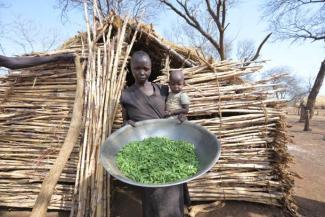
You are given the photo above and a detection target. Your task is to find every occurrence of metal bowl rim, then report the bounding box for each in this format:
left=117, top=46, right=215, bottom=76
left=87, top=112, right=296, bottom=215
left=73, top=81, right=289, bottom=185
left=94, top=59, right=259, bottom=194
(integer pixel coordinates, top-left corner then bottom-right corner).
left=100, top=119, right=221, bottom=187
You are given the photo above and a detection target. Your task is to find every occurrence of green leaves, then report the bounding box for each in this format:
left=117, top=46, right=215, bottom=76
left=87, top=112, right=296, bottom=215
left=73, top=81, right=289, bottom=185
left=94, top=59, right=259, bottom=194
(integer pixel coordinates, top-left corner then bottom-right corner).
left=116, top=137, right=199, bottom=184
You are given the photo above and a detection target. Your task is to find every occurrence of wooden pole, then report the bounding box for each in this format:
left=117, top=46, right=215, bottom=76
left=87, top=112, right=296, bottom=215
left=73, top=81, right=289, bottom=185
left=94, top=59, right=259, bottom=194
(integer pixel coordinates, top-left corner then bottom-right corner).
left=30, top=55, right=85, bottom=217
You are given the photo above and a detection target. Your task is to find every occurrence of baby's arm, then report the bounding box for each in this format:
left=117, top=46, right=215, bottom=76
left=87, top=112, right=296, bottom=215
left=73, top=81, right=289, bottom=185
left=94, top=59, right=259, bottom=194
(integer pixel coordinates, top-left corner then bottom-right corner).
left=167, top=92, right=190, bottom=116
left=168, top=104, right=189, bottom=116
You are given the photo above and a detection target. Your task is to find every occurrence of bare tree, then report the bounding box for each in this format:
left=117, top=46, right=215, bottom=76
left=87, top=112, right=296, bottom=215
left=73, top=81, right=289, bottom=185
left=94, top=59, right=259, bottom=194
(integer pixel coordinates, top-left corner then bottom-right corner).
left=5, top=16, right=61, bottom=54
left=160, top=0, right=271, bottom=61
left=0, top=1, right=8, bottom=54
left=263, top=0, right=325, bottom=123
left=164, top=16, right=232, bottom=60
left=56, top=0, right=158, bottom=22
left=160, top=0, right=231, bottom=60
left=237, top=39, right=255, bottom=61
left=263, top=0, right=325, bottom=42
left=305, top=60, right=325, bottom=116
left=262, top=67, right=309, bottom=102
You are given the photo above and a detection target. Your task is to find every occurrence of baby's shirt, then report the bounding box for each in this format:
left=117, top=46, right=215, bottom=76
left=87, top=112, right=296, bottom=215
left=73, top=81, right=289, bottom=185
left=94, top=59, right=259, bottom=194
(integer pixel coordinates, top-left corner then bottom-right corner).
left=166, top=91, right=190, bottom=111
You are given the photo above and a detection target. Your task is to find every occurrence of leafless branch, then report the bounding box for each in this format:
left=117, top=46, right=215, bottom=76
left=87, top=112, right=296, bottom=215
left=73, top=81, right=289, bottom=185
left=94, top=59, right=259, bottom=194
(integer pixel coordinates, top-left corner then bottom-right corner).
left=263, top=0, right=325, bottom=42
left=250, top=33, right=272, bottom=62
left=56, top=0, right=158, bottom=22
left=161, top=0, right=229, bottom=60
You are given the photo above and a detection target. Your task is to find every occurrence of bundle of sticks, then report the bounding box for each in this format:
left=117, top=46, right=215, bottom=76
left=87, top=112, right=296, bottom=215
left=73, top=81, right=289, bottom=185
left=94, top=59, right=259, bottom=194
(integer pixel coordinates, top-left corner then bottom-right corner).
left=160, top=62, right=295, bottom=213
left=67, top=12, right=140, bottom=217
left=0, top=63, right=78, bottom=209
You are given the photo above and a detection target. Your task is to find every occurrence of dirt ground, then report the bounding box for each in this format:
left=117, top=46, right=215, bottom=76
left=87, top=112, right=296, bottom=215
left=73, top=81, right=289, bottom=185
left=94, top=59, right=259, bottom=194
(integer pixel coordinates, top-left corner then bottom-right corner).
left=1, top=108, right=324, bottom=217
left=285, top=108, right=325, bottom=217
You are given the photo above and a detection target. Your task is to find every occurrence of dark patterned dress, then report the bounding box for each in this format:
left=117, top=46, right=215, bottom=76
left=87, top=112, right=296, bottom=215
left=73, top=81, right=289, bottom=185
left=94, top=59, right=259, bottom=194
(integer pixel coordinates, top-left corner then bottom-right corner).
left=120, top=83, right=187, bottom=217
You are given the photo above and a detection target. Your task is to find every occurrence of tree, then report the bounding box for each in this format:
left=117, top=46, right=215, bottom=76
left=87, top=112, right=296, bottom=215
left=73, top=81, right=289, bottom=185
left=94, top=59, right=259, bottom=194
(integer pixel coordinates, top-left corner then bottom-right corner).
left=56, top=0, right=158, bottom=22
left=236, top=39, right=255, bottom=61
left=263, top=0, right=325, bottom=122
left=233, top=32, right=271, bottom=81
left=160, top=0, right=271, bottom=61
left=236, top=33, right=272, bottom=62
left=262, top=67, right=309, bottom=102
left=160, top=0, right=231, bottom=60
left=6, top=16, right=61, bottom=54
left=163, top=16, right=231, bottom=60
left=263, top=0, right=325, bottom=42
left=0, top=1, right=8, bottom=54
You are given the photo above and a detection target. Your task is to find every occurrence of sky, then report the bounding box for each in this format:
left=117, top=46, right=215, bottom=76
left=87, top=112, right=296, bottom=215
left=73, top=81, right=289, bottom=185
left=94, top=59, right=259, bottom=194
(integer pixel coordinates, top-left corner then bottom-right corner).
left=1, top=0, right=324, bottom=95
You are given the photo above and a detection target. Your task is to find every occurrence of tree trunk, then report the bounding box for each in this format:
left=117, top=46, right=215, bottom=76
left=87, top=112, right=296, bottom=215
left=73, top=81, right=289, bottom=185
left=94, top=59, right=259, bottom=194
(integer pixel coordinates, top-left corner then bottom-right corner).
left=306, top=60, right=325, bottom=119
left=299, top=106, right=306, bottom=122
left=304, top=110, right=311, bottom=131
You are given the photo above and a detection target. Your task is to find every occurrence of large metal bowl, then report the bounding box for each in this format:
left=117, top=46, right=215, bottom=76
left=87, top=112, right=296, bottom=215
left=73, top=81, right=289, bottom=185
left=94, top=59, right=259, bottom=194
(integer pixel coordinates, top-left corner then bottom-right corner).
left=100, top=119, right=221, bottom=187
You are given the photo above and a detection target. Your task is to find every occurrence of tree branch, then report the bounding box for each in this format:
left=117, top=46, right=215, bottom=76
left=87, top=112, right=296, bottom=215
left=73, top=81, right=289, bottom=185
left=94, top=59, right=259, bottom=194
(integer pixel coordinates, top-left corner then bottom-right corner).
left=162, top=0, right=225, bottom=59
left=250, top=33, right=272, bottom=62
left=264, top=0, right=324, bottom=42
left=205, top=0, right=221, bottom=30
left=0, top=53, right=75, bottom=69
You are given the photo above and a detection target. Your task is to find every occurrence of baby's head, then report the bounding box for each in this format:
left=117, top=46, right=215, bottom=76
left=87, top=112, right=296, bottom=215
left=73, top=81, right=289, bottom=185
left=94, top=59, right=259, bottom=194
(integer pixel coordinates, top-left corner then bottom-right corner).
left=169, top=70, right=184, bottom=93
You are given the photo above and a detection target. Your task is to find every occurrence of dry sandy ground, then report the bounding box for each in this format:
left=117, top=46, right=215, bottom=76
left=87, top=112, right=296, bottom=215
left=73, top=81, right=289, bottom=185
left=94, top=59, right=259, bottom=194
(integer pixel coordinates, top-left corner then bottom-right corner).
left=1, top=111, right=324, bottom=217
left=286, top=113, right=325, bottom=217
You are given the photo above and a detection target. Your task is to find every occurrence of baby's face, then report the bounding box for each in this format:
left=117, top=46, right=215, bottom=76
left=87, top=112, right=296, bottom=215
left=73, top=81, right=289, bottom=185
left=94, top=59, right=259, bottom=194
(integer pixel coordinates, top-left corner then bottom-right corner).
left=169, top=77, right=184, bottom=93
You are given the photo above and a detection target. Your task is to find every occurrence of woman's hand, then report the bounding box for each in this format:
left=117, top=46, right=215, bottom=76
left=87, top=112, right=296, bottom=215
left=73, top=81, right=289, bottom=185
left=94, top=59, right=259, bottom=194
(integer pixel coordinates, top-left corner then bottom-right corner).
left=122, top=120, right=136, bottom=127
left=127, top=120, right=136, bottom=127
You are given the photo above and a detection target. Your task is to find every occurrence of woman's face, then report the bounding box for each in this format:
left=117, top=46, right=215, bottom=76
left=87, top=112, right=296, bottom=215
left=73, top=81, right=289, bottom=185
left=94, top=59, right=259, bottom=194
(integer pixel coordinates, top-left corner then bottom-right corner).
left=131, top=55, right=151, bottom=84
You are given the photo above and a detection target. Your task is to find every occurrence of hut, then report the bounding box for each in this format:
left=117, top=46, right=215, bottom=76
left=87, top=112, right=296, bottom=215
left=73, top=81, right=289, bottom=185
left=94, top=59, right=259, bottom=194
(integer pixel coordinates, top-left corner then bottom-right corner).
left=0, top=14, right=297, bottom=216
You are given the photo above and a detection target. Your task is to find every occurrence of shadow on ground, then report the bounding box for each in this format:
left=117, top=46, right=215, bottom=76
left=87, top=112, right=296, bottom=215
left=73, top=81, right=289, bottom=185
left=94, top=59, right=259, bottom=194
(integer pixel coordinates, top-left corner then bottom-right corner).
left=295, top=196, right=325, bottom=217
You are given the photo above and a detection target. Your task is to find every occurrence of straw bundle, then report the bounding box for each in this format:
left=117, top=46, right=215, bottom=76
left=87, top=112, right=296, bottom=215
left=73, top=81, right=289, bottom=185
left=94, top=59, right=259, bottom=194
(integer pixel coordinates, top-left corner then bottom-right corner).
left=0, top=63, right=78, bottom=210
left=157, top=61, right=296, bottom=214
left=68, top=10, right=140, bottom=217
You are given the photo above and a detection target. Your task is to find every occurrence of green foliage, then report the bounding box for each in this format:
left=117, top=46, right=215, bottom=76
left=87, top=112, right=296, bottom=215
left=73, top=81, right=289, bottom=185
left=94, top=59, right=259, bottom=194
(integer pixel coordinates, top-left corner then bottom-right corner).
left=116, top=137, right=199, bottom=184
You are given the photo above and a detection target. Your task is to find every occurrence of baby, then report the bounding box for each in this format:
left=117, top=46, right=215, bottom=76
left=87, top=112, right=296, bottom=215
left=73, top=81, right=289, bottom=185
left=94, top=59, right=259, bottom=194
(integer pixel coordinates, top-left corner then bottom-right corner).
left=165, top=70, right=190, bottom=121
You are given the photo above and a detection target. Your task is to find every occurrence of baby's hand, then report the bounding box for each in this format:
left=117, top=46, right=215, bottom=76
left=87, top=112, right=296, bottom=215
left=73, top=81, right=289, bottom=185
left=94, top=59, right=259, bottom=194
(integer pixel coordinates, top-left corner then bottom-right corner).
left=164, top=110, right=171, bottom=117
left=177, top=114, right=187, bottom=123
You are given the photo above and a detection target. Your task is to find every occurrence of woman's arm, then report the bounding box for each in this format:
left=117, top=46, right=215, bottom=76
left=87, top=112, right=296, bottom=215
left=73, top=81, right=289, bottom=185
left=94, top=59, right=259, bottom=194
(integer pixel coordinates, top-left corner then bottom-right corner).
left=121, top=105, right=128, bottom=125
left=0, top=53, right=75, bottom=69
left=121, top=104, right=136, bottom=127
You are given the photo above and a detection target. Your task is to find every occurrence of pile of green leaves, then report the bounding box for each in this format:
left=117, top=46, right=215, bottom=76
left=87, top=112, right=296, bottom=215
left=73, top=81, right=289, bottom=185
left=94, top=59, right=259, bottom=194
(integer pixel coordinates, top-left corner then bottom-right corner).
left=116, top=137, right=199, bottom=184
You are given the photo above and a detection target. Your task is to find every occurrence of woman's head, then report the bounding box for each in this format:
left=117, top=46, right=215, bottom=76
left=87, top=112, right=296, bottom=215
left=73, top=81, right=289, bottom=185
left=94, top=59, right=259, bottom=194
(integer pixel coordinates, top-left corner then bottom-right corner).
left=131, top=51, right=152, bottom=84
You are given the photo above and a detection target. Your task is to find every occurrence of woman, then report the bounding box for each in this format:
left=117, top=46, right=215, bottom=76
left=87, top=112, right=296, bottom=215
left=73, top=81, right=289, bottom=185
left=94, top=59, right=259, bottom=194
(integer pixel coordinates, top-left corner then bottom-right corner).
left=120, top=50, right=186, bottom=217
